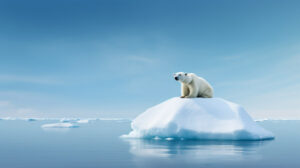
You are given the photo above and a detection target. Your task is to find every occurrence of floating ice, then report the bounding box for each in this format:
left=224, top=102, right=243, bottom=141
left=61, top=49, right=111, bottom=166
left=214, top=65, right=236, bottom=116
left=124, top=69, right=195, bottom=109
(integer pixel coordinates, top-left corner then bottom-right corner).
left=26, top=118, right=37, bottom=122
left=0, top=117, right=17, bottom=120
left=124, top=97, right=274, bottom=140
left=77, top=119, right=89, bottom=124
left=0, top=117, right=131, bottom=121
left=60, top=118, right=79, bottom=123
left=41, top=122, right=79, bottom=128
left=98, top=118, right=131, bottom=121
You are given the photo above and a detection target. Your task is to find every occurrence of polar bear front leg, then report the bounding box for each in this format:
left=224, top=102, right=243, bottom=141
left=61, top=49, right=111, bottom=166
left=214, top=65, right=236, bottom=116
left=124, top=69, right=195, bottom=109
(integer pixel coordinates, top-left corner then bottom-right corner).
left=185, top=86, right=198, bottom=98
left=180, top=84, right=189, bottom=98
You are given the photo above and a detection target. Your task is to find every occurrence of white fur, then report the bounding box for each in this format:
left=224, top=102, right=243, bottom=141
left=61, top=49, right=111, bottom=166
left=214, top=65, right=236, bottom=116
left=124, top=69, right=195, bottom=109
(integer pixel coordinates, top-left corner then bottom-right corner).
left=173, top=72, right=214, bottom=98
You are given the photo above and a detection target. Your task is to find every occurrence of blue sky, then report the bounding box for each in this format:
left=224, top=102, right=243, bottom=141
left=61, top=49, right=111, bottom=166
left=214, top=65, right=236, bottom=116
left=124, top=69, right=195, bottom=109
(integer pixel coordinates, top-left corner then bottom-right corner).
left=0, top=0, right=299, bottom=119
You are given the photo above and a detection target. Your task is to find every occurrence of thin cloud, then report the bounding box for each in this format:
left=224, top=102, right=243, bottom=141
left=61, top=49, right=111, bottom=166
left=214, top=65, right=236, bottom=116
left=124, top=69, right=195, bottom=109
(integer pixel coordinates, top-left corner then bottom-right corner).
left=0, top=75, right=62, bottom=85
left=102, top=55, right=160, bottom=76
left=0, top=100, right=10, bottom=107
left=220, top=55, right=243, bottom=61
left=0, top=100, right=38, bottom=118
left=127, top=56, right=157, bottom=64
left=16, top=108, right=37, bottom=116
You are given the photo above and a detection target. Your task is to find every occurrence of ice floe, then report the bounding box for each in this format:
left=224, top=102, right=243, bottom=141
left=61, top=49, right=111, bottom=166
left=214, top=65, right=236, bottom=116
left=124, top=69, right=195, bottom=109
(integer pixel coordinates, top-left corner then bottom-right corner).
left=41, top=122, right=79, bottom=128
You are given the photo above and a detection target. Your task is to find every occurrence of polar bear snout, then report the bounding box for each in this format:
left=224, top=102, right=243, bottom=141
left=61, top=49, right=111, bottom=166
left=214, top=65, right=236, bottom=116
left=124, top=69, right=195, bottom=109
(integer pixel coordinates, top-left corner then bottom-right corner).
left=174, top=77, right=179, bottom=81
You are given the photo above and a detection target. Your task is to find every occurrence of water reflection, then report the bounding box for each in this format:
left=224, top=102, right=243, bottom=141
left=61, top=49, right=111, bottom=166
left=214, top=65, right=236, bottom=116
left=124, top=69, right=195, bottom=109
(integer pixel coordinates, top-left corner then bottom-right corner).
left=125, top=139, right=273, bottom=164
left=41, top=127, right=72, bottom=132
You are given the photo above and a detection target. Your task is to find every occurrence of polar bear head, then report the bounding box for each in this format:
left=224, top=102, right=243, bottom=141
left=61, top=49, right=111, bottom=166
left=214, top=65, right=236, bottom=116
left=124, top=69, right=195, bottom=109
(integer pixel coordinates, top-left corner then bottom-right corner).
left=173, top=72, right=192, bottom=84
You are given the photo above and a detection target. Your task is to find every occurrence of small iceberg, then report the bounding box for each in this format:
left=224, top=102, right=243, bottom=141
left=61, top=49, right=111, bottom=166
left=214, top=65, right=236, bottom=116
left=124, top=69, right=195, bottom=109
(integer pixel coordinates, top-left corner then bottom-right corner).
left=59, top=118, right=90, bottom=124
left=60, top=118, right=79, bottom=123
left=41, top=122, right=79, bottom=128
left=76, top=119, right=89, bottom=124
left=124, top=97, right=274, bottom=140
left=26, top=118, right=37, bottom=122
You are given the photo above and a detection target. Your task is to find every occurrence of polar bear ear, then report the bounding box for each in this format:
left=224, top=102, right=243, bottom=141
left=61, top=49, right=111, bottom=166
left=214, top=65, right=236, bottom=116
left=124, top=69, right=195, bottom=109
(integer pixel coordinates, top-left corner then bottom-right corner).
left=185, top=73, right=188, bottom=76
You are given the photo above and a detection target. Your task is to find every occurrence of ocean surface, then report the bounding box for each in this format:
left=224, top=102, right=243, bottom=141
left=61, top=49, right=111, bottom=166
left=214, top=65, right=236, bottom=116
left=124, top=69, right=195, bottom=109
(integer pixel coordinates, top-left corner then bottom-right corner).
left=0, top=119, right=299, bottom=168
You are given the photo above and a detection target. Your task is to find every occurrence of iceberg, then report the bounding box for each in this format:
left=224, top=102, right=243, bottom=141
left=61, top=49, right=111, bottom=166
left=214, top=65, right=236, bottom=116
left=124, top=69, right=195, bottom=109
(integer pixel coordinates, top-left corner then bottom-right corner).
left=124, top=97, right=274, bottom=140
left=41, top=122, right=79, bottom=128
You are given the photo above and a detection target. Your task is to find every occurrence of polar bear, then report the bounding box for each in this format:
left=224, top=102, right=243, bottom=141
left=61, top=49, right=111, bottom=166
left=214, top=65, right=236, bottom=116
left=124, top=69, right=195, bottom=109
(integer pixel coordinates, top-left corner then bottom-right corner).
left=173, top=72, right=213, bottom=98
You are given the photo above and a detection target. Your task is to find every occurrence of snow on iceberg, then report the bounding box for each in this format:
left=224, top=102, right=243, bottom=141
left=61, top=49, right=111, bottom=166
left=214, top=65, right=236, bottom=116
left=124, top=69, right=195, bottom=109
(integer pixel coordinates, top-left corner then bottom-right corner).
left=124, top=97, right=274, bottom=140
left=41, top=122, right=79, bottom=128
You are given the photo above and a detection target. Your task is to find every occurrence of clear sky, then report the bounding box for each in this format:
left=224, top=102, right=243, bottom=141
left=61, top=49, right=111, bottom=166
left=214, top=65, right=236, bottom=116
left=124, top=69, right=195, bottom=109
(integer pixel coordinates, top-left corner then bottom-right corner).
left=0, top=0, right=299, bottom=119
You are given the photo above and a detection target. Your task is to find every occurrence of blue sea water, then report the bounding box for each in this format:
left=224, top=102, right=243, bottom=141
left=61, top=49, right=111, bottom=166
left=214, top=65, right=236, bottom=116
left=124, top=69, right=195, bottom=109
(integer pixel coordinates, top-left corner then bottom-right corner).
left=0, top=120, right=299, bottom=168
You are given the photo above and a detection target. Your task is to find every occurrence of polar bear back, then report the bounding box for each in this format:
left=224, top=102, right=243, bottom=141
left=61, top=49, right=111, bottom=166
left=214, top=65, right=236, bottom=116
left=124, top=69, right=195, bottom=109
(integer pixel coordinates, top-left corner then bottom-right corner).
left=188, top=73, right=213, bottom=98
